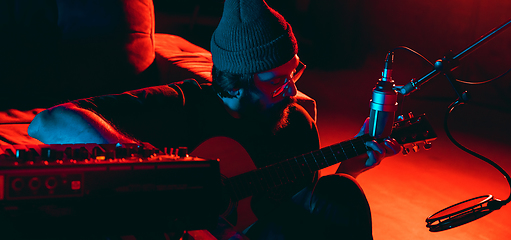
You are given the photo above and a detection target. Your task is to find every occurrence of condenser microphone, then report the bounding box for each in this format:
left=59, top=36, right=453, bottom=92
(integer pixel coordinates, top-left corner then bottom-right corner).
left=369, top=51, right=398, bottom=138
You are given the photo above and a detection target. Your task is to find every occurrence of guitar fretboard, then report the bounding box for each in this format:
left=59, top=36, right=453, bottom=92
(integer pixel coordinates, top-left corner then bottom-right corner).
left=224, top=135, right=372, bottom=201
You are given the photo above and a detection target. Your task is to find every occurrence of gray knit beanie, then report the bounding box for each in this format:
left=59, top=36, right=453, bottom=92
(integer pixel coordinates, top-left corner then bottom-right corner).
left=210, top=0, right=298, bottom=75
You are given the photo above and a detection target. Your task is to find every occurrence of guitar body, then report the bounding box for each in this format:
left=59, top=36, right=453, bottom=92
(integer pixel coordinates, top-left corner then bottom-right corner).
left=191, top=136, right=259, bottom=231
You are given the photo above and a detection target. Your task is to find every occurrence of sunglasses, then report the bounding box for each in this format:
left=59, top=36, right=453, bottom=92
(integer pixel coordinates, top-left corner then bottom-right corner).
left=271, top=61, right=306, bottom=98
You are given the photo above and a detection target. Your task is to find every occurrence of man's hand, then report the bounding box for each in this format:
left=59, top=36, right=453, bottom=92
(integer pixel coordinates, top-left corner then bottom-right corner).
left=336, top=117, right=402, bottom=178
left=28, top=103, right=136, bottom=144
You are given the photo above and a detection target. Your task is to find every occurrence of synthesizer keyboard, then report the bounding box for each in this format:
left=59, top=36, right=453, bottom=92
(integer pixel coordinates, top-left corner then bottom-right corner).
left=0, top=143, right=222, bottom=237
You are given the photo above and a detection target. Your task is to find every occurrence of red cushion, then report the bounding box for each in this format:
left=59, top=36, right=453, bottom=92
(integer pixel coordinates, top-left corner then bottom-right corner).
left=57, top=0, right=155, bottom=74
left=0, top=109, right=45, bottom=145
left=122, top=0, right=156, bottom=74
left=55, top=0, right=156, bottom=102
left=155, top=34, right=213, bottom=83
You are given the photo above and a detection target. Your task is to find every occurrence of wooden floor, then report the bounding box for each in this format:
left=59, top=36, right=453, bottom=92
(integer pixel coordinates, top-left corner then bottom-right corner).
left=299, top=55, right=511, bottom=240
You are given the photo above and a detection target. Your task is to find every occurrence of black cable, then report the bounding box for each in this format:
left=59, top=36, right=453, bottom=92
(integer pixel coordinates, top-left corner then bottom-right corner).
left=443, top=98, right=511, bottom=206
left=391, top=46, right=434, bottom=67
left=456, top=66, right=511, bottom=85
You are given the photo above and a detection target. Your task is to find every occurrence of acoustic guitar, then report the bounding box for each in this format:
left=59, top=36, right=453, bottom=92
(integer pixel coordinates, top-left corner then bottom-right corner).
left=191, top=114, right=437, bottom=237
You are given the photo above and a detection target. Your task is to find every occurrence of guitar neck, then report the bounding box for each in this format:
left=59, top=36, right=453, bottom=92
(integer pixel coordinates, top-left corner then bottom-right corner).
left=224, top=135, right=373, bottom=201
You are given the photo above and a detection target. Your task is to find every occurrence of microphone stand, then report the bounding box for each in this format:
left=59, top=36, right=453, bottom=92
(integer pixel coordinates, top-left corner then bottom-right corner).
left=398, top=17, right=511, bottom=100
left=393, top=17, right=511, bottom=231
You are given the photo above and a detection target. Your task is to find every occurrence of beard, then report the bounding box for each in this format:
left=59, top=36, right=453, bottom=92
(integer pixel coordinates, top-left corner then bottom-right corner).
left=237, top=93, right=296, bottom=134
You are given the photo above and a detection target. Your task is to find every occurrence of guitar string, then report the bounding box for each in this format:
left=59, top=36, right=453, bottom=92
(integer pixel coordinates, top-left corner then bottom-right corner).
left=228, top=137, right=367, bottom=200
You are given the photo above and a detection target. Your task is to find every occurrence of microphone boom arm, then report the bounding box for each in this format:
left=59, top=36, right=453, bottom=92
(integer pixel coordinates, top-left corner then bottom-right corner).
left=397, top=17, right=511, bottom=97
